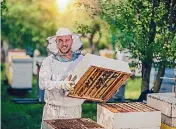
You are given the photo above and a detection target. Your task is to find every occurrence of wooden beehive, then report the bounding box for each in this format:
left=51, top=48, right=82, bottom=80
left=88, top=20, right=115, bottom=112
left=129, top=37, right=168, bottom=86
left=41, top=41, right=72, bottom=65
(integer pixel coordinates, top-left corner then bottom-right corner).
left=97, top=102, right=161, bottom=129
left=147, top=93, right=176, bottom=127
left=42, top=118, right=104, bottom=129
left=67, top=54, right=131, bottom=102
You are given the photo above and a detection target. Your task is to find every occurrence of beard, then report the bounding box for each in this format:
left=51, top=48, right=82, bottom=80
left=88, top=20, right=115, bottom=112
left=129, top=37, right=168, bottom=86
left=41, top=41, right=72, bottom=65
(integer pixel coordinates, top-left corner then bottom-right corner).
left=58, top=47, right=72, bottom=55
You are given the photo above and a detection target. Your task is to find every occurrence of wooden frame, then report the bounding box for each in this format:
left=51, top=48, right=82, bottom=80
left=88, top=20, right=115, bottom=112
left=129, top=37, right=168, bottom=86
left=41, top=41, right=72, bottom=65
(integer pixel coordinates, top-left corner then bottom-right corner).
left=67, top=66, right=131, bottom=102
left=43, top=118, right=104, bottom=129
left=99, top=102, right=158, bottom=113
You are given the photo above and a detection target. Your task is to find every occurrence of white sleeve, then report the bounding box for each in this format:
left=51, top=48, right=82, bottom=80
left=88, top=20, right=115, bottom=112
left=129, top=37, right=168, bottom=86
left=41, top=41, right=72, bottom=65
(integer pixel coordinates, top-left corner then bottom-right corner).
left=39, top=56, right=62, bottom=90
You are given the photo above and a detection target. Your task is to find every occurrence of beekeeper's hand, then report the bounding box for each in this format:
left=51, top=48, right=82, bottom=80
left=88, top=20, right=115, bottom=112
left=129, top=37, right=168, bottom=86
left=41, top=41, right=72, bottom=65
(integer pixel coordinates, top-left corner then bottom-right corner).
left=59, top=81, right=75, bottom=91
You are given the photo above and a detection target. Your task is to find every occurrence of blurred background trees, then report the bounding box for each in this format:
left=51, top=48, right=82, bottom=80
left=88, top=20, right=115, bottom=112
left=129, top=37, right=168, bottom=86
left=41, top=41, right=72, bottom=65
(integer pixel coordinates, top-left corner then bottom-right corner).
left=1, top=0, right=110, bottom=56
left=2, top=0, right=57, bottom=55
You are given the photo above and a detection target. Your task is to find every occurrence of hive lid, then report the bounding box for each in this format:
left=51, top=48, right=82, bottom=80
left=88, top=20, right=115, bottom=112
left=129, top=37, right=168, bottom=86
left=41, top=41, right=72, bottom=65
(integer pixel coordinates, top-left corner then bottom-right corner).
left=148, top=93, right=176, bottom=104
left=67, top=54, right=132, bottom=102
left=99, top=102, right=158, bottom=113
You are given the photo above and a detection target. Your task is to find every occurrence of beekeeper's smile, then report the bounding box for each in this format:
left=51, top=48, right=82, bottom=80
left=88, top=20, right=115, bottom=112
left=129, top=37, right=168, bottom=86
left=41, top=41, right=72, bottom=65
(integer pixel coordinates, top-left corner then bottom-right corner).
left=56, top=35, right=73, bottom=54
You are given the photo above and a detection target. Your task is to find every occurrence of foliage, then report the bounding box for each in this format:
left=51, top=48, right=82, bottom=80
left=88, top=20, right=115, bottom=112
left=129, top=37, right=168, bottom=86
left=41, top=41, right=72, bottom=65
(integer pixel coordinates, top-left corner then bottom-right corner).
left=100, top=0, right=176, bottom=91
left=1, top=0, right=59, bottom=54
left=101, top=0, right=175, bottom=62
left=72, top=0, right=112, bottom=53
left=1, top=0, right=112, bottom=55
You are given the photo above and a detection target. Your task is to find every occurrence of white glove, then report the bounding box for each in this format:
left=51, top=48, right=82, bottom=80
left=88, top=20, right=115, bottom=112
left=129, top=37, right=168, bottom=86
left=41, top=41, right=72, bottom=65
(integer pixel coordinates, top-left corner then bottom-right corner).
left=58, top=81, right=75, bottom=91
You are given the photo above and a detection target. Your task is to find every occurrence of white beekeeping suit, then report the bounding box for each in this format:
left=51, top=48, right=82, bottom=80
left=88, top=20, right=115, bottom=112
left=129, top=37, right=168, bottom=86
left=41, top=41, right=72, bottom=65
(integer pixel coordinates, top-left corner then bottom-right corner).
left=39, top=28, right=85, bottom=127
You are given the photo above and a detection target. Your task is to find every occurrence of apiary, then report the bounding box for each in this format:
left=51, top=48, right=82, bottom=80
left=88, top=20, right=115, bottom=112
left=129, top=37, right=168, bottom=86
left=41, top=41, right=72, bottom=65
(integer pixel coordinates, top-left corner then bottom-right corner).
left=147, top=93, right=176, bottom=128
left=67, top=54, right=131, bottom=102
left=97, top=102, right=161, bottom=129
left=42, top=118, right=104, bottom=129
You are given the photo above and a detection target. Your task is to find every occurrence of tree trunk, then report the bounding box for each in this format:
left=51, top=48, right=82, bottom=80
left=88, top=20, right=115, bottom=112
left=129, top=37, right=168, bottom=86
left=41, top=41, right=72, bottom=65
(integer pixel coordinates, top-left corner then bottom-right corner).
left=1, top=40, right=5, bottom=63
left=141, top=60, right=152, bottom=92
left=153, top=63, right=166, bottom=92
left=140, top=0, right=157, bottom=92
left=91, top=43, right=96, bottom=54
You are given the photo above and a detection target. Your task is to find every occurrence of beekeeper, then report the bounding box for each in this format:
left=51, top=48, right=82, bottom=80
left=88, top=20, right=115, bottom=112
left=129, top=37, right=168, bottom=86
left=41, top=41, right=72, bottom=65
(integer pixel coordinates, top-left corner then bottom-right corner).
left=39, top=27, right=85, bottom=126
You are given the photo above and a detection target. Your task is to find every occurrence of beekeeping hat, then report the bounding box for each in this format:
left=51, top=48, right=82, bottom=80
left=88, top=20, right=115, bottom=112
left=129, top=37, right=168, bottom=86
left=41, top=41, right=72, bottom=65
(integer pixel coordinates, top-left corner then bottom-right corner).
left=46, top=27, right=82, bottom=55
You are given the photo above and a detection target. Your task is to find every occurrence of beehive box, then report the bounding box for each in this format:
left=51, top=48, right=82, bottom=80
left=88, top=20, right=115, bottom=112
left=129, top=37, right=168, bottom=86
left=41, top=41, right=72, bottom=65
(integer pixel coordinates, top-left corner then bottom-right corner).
left=42, top=118, right=104, bottom=129
left=97, top=102, right=161, bottom=129
left=6, top=50, right=26, bottom=84
left=147, top=93, right=176, bottom=127
left=67, top=54, right=131, bottom=102
left=7, top=55, right=30, bottom=85
left=99, top=49, right=115, bottom=59
left=33, top=56, right=46, bottom=75
left=161, top=123, right=176, bottom=129
left=11, top=57, right=33, bottom=89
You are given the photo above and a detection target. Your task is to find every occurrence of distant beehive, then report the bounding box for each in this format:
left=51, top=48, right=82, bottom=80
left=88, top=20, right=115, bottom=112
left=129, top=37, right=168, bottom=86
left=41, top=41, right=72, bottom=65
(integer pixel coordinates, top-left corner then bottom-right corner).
left=67, top=54, right=131, bottom=102
left=147, top=93, right=176, bottom=128
left=99, top=49, right=115, bottom=59
left=97, top=102, right=161, bottom=129
left=42, top=118, right=104, bottom=129
left=6, top=49, right=28, bottom=85
left=10, top=56, right=33, bottom=89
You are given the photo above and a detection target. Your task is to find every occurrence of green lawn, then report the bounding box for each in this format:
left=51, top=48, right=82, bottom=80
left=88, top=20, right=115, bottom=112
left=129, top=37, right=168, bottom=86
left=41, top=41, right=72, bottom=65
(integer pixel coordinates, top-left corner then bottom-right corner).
left=125, top=77, right=141, bottom=99
left=1, top=64, right=141, bottom=129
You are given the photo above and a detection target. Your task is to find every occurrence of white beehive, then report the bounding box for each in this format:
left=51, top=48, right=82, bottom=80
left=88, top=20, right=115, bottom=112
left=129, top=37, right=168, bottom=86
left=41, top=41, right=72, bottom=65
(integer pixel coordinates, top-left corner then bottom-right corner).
left=6, top=50, right=27, bottom=84
left=67, top=54, right=132, bottom=102
left=32, top=56, right=45, bottom=75
left=11, top=57, right=33, bottom=89
left=97, top=102, right=161, bottom=129
left=147, top=93, right=176, bottom=127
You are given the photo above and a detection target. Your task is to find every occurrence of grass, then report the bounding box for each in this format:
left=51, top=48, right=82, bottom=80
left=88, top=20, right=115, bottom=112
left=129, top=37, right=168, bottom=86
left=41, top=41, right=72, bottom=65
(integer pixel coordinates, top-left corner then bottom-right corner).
left=125, top=77, right=141, bottom=99
left=1, top=64, right=43, bottom=129
left=1, top=64, right=141, bottom=129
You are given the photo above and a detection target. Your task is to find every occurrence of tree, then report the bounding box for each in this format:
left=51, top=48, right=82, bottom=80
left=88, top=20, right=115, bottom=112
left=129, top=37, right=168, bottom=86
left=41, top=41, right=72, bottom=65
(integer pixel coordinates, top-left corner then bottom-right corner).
left=100, top=0, right=176, bottom=92
left=76, top=23, right=102, bottom=54
left=152, top=0, right=176, bottom=92
left=1, top=0, right=59, bottom=55
left=72, top=0, right=111, bottom=54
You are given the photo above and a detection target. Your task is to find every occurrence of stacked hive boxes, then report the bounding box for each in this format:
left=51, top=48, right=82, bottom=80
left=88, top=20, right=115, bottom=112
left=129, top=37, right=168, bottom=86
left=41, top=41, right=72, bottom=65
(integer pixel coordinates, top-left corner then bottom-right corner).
left=42, top=118, right=104, bottom=129
left=6, top=49, right=33, bottom=89
left=97, top=102, right=161, bottom=129
left=6, top=50, right=27, bottom=84
left=147, top=93, right=176, bottom=129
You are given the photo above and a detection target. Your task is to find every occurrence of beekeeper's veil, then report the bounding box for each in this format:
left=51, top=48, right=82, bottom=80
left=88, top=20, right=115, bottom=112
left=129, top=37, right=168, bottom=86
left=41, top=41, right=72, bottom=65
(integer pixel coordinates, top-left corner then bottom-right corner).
left=46, top=27, right=82, bottom=55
